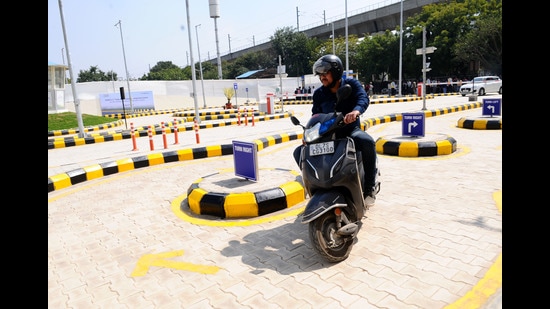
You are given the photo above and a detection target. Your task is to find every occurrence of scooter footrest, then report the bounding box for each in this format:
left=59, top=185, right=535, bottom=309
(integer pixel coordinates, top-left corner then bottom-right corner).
left=337, top=222, right=358, bottom=235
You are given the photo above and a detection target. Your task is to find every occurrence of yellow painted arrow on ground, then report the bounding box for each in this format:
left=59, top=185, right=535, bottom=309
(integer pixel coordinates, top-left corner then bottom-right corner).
left=131, top=249, right=221, bottom=277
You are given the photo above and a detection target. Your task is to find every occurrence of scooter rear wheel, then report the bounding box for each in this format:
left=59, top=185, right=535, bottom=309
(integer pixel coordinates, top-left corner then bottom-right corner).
left=309, top=210, right=355, bottom=263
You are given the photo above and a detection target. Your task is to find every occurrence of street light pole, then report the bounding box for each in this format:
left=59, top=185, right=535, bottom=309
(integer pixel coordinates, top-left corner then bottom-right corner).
left=195, top=24, right=207, bottom=108
left=184, top=0, right=200, bottom=123
left=57, top=0, right=86, bottom=138
left=345, top=0, right=349, bottom=76
left=331, top=22, right=335, bottom=54
left=398, top=0, right=403, bottom=97
left=422, top=27, right=427, bottom=110
left=115, top=20, right=134, bottom=114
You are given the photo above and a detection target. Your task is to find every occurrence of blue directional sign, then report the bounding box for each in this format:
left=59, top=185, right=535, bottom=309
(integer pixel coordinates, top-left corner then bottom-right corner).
left=402, top=112, right=425, bottom=137
left=482, top=98, right=502, bottom=117
left=232, top=140, right=258, bottom=181
left=233, top=82, right=238, bottom=90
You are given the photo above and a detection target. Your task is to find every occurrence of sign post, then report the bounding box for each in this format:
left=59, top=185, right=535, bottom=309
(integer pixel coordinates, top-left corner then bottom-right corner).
left=234, top=82, right=238, bottom=109
left=402, top=112, right=425, bottom=137
left=232, top=140, right=258, bottom=181
left=482, top=98, right=502, bottom=117
left=119, top=87, right=128, bottom=129
left=416, top=27, right=437, bottom=110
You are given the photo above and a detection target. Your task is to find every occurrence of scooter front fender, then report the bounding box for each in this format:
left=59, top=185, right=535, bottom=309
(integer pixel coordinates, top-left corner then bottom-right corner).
left=301, top=190, right=347, bottom=223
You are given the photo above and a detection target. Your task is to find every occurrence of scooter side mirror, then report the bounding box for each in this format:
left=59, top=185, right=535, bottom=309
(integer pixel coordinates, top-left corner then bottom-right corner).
left=333, top=84, right=353, bottom=116
left=336, top=84, right=352, bottom=103
left=291, top=116, right=301, bottom=126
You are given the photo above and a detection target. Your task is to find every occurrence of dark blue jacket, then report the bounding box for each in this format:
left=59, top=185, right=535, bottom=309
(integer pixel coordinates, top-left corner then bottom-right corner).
left=311, top=77, right=370, bottom=130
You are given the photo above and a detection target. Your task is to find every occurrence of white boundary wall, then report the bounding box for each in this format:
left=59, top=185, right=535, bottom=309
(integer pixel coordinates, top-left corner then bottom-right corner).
left=63, top=75, right=321, bottom=116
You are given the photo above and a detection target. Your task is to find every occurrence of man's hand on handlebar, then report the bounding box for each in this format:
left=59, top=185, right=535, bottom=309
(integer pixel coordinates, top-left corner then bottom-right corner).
left=344, top=111, right=360, bottom=124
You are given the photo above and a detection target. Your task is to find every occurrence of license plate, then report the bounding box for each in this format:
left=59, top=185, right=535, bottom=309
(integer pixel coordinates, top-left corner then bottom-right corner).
left=309, top=141, right=334, bottom=156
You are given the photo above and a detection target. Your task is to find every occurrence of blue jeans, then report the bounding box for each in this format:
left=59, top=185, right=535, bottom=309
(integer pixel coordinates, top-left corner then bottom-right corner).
left=350, top=127, right=377, bottom=190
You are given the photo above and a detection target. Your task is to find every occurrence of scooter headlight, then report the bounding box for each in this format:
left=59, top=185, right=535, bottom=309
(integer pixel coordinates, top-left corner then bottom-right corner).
left=304, top=122, right=321, bottom=142
left=303, top=117, right=336, bottom=143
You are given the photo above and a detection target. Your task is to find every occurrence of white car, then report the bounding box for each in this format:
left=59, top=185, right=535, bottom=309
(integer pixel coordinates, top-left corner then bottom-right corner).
left=460, top=76, right=502, bottom=96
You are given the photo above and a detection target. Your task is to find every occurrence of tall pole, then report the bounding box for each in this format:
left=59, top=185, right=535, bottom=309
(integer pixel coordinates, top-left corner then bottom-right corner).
left=111, top=69, right=115, bottom=93
left=184, top=0, right=200, bottom=123
left=195, top=24, right=207, bottom=108
left=345, top=0, right=349, bottom=76
left=278, top=55, right=284, bottom=112
left=209, top=0, right=223, bottom=79
left=398, top=0, right=403, bottom=97
left=296, top=7, right=300, bottom=31
left=115, top=20, right=134, bottom=114
left=213, top=18, right=222, bottom=79
left=331, top=22, right=335, bottom=55
left=57, top=0, right=86, bottom=138
left=228, top=34, right=232, bottom=58
left=422, top=27, right=427, bottom=110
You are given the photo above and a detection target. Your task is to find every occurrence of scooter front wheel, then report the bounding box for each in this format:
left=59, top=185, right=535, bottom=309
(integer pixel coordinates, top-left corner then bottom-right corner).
left=309, top=210, right=355, bottom=263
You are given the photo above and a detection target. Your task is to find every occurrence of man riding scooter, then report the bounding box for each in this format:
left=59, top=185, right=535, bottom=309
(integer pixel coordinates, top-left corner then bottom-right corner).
left=293, top=54, right=379, bottom=205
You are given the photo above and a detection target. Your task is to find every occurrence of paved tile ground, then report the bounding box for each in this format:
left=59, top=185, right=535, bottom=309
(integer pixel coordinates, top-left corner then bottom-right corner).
left=48, top=94, right=502, bottom=308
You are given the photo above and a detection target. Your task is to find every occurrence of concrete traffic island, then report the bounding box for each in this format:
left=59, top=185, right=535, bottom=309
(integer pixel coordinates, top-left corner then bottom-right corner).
left=375, top=133, right=457, bottom=157
left=185, top=168, right=305, bottom=219
left=457, top=116, right=502, bottom=130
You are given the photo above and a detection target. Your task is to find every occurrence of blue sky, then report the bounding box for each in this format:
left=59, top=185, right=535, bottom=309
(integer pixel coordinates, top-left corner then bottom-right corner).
left=48, top=0, right=398, bottom=79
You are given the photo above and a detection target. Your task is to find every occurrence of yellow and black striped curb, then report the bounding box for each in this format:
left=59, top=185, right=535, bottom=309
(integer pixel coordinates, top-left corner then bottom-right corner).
left=48, top=112, right=294, bottom=149
left=362, top=101, right=482, bottom=129
left=369, top=95, right=429, bottom=104
left=185, top=168, right=305, bottom=219
left=457, top=116, right=502, bottom=129
left=177, top=112, right=268, bottom=122
left=48, top=120, right=124, bottom=137
left=47, top=95, right=438, bottom=138
left=375, top=134, right=457, bottom=157
left=102, top=106, right=230, bottom=119
left=48, top=106, right=272, bottom=137
left=366, top=103, right=482, bottom=157
left=48, top=132, right=302, bottom=193
left=48, top=102, right=483, bottom=192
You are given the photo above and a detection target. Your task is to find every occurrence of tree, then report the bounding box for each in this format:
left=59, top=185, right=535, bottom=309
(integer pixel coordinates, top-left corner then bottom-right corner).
left=355, top=30, right=398, bottom=83
left=452, top=14, right=502, bottom=76
left=219, top=50, right=278, bottom=79
left=77, top=66, right=116, bottom=82
left=141, top=61, right=186, bottom=80
left=271, top=27, right=317, bottom=77
left=200, top=61, right=218, bottom=80
left=403, top=0, right=502, bottom=79
left=223, top=61, right=249, bottom=80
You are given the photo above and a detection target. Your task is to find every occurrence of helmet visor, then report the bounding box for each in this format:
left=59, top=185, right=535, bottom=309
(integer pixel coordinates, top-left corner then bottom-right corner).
left=313, top=60, right=332, bottom=76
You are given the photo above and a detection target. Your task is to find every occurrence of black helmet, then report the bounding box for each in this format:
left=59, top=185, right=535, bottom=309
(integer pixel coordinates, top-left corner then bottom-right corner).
left=313, top=54, right=343, bottom=82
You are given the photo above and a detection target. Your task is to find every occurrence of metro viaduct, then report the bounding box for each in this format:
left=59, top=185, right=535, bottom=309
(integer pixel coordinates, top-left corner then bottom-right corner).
left=207, top=0, right=445, bottom=64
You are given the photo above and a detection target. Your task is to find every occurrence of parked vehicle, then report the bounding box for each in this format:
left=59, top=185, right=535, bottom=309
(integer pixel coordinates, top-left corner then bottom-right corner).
left=460, top=76, right=502, bottom=96
left=291, top=84, right=381, bottom=262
